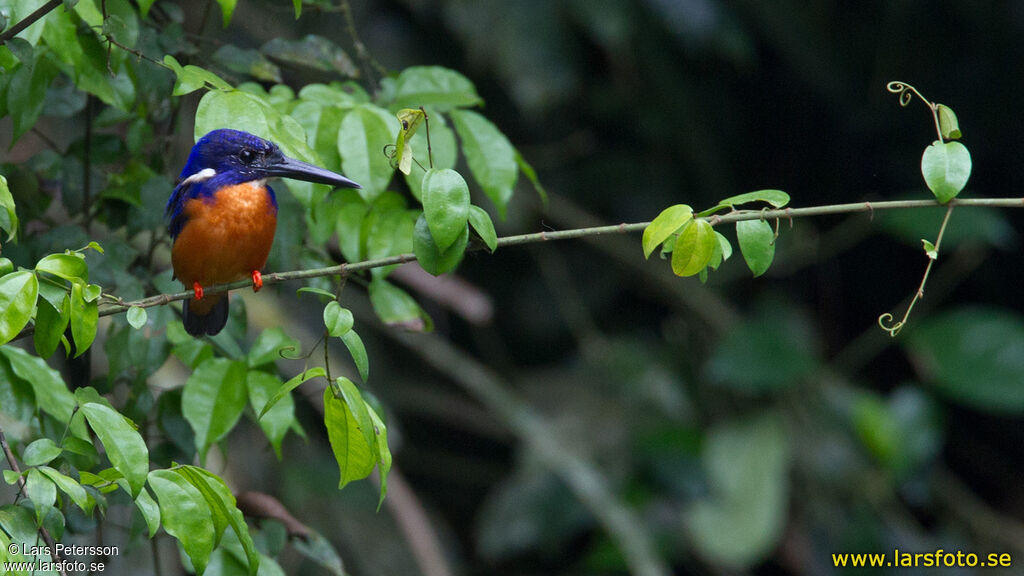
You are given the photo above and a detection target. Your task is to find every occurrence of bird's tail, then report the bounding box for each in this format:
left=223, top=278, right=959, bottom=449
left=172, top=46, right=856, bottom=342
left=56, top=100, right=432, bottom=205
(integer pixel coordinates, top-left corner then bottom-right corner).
left=183, top=295, right=229, bottom=336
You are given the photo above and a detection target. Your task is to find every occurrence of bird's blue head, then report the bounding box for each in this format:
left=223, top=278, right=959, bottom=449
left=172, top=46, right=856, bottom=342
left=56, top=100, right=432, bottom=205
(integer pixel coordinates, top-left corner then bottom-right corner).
left=178, top=129, right=360, bottom=189
left=167, top=129, right=359, bottom=237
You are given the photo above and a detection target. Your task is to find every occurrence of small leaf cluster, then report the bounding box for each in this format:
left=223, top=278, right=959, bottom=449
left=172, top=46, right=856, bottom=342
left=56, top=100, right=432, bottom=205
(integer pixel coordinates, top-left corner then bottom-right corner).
left=642, top=190, right=790, bottom=281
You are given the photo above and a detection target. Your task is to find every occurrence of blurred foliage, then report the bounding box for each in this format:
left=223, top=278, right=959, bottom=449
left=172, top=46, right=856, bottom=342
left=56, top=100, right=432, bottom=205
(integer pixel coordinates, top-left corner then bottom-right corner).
left=1, top=0, right=1024, bottom=575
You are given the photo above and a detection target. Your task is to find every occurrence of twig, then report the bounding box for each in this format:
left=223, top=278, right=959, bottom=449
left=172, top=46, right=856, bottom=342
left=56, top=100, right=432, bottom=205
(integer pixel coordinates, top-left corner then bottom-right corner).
left=0, top=426, right=68, bottom=576
left=12, top=195, right=1024, bottom=341
left=0, top=0, right=63, bottom=45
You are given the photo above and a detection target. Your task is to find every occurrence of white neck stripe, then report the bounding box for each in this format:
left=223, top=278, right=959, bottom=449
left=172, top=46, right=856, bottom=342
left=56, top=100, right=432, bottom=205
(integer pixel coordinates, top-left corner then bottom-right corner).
left=182, top=168, right=216, bottom=186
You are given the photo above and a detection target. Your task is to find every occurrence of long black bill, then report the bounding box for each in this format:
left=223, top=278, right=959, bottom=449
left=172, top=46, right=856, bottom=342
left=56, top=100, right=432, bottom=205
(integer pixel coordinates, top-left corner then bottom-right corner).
left=266, top=155, right=361, bottom=189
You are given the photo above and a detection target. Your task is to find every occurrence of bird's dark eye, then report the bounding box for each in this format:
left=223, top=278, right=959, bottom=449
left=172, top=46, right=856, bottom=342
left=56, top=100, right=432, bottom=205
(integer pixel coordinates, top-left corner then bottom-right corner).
left=239, top=149, right=256, bottom=164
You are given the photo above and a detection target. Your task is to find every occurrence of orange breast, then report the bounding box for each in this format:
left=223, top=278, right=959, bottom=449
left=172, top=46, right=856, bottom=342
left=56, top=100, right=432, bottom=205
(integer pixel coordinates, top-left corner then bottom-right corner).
left=171, top=181, right=278, bottom=289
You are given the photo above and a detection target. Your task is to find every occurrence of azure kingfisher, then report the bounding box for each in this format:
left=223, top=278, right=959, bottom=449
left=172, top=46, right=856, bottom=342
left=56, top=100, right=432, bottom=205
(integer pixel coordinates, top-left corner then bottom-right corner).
left=166, top=129, right=360, bottom=336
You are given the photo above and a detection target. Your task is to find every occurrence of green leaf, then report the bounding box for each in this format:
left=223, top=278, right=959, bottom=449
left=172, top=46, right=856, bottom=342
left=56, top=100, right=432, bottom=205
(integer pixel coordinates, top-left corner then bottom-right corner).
left=176, top=466, right=260, bottom=575
left=148, top=469, right=215, bottom=575
left=450, top=109, right=518, bottom=218
left=216, top=0, right=237, bottom=27
left=297, top=286, right=336, bottom=300
left=467, top=205, right=498, bottom=252
left=163, top=55, right=233, bottom=95
left=212, top=45, right=282, bottom=83
left=0, top=270, right=37, bottom=344
left=341, top=330, right=369, bottom=383
left=414, top=213, right=468, bottom=275
left=715, top=231, right=733, bottom=263
left=685, top=414, right=790, bottom=569
left=736, top=219, right=775, bottom=277
left=247, top=371, right=295, bottom=459
left=403, top=112, right=458, bottom=200
left=25, top=469, right=56, bottom=525
left=0, top=345, right=84, bottom=437
left=134, top=485, right=160, bottom=538
left=0, top=175, right=17, bottom=241
left=35, top=253, right=88, bottom=282
left=37, top=465, right=90, bottom=512
left=338, top=106, right=397, bottom=202
left=704, top=189, right=790, bottom=214
left=334, top=377, right=376, bottom=464
left=368, top=279, right=433, bottom=332
left=323, top=386, right=376, bottom=490
left=247, top=327, right=300, bottom=368
left=69, top=280, right=98, bottom=356
left=514, top=149, right=548, bottom=206
left=80, top=402, right=149, bottom=497
left=195, top=89, right=315, bottom=165
left=921, top=140, right=971, bottom=203
left=906, top=307, right=1024, bottom=413
left=367, top=404, right=391, bottom=509
left=126, top=306, right=147, bottom=329
left=322, top=302, right=354, bottom=337
left=182, top=359, right=249, bottom=464
left=22, top=438, right=62, bottom=466
left=642, top=204, right=693, bottom=259
left=261, top=35, right=357, bottom=76
left=421, top=168, right=471, bottom=252
left=391, top=66, right=482, bottom=111
left=936, top=104, right=961, bottom=140
left=671, top=219, right=715, bottom=277
left=258, top=367, right=326, bottom=419
left=333, top=188, right=369, bottom=262
left=292, top=0, right=301, bottom=18
left=7, top=40, right=59, bottom=143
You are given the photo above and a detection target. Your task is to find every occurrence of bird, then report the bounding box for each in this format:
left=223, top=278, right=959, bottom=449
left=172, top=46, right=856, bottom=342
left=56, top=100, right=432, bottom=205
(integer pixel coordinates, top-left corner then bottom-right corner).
left=166, top=129, right=360, bottom=336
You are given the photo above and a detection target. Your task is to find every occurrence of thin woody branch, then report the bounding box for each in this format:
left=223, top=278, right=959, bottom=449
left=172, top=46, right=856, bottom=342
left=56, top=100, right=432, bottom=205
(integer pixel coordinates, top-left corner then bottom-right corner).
left=11, top=195, right=1024, bottom=342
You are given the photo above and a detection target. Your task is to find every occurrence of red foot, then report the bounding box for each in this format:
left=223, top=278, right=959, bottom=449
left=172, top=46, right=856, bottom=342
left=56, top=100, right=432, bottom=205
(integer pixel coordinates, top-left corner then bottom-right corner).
left=252, top=270, right=263, bottom=292
left=192, top=282, right=204, bottom=300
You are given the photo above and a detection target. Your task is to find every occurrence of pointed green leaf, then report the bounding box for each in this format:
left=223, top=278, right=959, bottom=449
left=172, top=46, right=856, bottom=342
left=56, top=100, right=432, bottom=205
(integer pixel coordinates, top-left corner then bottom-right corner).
left=134, top=485, right=160, bottom=538
left=368, top=279, right=433, bottom=332
left=468, top=205, right=498, bottom=252
left=177, top=466, right=260, bottom=575
left=936, top=104, right=961, bottom=140
left=642, top=204, right=693, bottom=259
left=37, top=466, right=89, bottom=512
left=0, top=270, right=37, bottom=344
left=81, top=402, right=149, bottom=497
left=148, top=469, right=215, bottom=575
left=367, top=404, right=391, bottom=509
left=258, top=367, right=326, bottom=419
left=323, top=386, right=375, bottom=490
left=0, top=175, right=17, bottom=241
left=921, top=140, right=971, bottom=203
left=69, top=280, right=98, bottom=357
left=34, top=295, right=68, bottom=358
left=216, top=0, right=237, bottom=27
left=340, top=330, right=368, bottom=383
left=450, top=109, right=517, bottom=218
left=671, top=219, right=715, bottom=277
left=25, top=469, right=56, bottom=525
left=182, top=358, right=248, bottom=463
left=421, top=168, right=471, bottom=252
left=35, top=253, right=88, bottom=282
left=736, top=219, right=775, bottom=277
